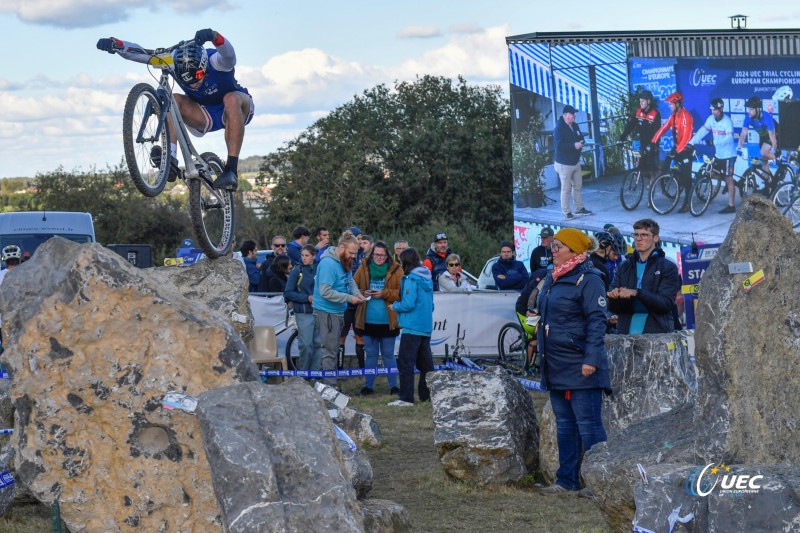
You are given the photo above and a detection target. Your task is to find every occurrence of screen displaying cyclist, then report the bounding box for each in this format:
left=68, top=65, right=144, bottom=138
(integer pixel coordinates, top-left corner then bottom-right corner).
left=619, top=89, right=661, bottom=177
left=97, top=29, right=253, bottom=191
left=737, top=96, right=778, bottom=175
left=649, top=91, right=694, bottom=213
left=689, top=98, right=737, bottom=214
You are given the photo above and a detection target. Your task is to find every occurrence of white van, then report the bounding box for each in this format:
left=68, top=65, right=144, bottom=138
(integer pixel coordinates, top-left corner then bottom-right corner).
left=0, top=211, right=95, bottom=257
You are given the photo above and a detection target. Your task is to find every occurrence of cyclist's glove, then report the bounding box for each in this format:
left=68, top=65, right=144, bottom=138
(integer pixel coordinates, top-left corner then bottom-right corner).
left=668, top=148, right=677, bottom=159
left=643, top=143, right=653, bottom=155
left=97, top=37, right=121, bottom=53
left=195, top=28, right=216, bottom=45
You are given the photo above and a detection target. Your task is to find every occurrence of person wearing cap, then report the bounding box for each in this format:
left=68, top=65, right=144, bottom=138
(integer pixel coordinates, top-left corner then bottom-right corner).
left=619, top=89, right=661, bottom=180
left=529, top=227, right=554, bottom=271
left=689, top=98, right=737, bottom=214
left=536, top=228, right=610, bottom=495
left=554, top=105, right=592, bottom=220
left=650, top=91, right=694, bottom=213
left=491, top=241, right=529, bottom=291
left=422, top=232, right=453, bottom=291
left=607, top=218, right=681, bottom=335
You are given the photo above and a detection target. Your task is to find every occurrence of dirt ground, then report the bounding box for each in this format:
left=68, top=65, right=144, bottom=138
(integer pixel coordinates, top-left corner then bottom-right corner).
left=344, top=377, right=611, bottom=533
left=0, top=377, right=612, bottom=533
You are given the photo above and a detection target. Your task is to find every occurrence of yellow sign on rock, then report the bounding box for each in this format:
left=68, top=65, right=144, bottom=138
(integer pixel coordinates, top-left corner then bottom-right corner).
left=742, top=269, right=765, bottom=293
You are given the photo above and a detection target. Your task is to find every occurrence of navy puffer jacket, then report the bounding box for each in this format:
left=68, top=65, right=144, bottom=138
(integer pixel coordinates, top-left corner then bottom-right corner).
left=536, top=259, right=611, bottom=392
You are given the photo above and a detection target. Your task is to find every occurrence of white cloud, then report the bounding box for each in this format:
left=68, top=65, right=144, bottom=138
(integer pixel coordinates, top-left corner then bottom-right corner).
left=397, top=26, right=442, bottom=39
left=392, top=25, right=510, bottom=83
left=0, top=0, right=235, bottom=29
left=449, top=23, right=483, bottom=34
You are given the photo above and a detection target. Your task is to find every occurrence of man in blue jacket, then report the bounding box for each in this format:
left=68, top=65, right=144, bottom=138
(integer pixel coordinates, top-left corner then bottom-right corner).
left=313, top=232, right=366, bottom=386
left=491, top=241, right=529, bottom=291
left=554, top=105, right=592, bottom=220
left=607, top=219, right=681, bottom=334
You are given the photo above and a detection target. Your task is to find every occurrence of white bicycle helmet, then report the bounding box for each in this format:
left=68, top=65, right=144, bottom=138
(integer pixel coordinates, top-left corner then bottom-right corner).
left=772, top=85, right=793, bottom=102
left=2, top=245, right=22, bottom=262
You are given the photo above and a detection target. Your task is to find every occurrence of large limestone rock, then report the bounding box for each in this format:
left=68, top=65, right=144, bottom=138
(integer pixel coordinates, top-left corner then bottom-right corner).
left=539, top=332, right=697, bottom=483
left=149, top=255, right=254, bottom=342
left=428, top=367, right=538, bottom=486
left=0, top=238, right=259, bottom=532
left=359, top=499, right=412, bottom=533
left=583, top=196, right=800, bottom=532
left=196, top=381, right=365, bottom=532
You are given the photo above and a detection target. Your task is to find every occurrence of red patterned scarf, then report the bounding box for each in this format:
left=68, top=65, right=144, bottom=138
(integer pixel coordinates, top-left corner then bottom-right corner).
left=551, top=252, right=588, bottom=282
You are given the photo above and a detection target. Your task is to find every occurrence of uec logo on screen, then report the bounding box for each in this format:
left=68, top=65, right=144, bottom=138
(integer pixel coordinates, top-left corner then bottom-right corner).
left=686, top=463, right=764, bottom=497
left=691, top=68, right=718, bottom=87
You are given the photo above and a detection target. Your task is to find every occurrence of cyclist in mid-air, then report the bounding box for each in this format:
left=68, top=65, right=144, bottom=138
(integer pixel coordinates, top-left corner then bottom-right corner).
left=619, top=89, right=661, bottom=180
left=649, top=91, right=694, bottom=213
left=97, top=28, right=252, bottom=191
left=689, top=98, right=737, bottom=213
left=737, top=96, right=778, bottom=175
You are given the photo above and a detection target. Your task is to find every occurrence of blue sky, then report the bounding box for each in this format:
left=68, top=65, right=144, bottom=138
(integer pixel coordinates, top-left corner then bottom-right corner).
left=2, top=0, right=800, bottom=178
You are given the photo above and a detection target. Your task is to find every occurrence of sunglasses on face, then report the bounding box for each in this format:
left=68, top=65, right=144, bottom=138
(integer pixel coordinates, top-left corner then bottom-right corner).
left=448, top=262, right=460, bottom=267
left=273, top=243, right=286, bottom=248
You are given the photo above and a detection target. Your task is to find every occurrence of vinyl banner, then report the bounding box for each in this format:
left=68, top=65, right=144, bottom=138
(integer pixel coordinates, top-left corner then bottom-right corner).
left=249, top=292, right=519, bottom=357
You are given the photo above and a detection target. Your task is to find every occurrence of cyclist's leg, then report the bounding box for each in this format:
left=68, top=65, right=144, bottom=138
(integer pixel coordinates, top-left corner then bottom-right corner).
left=174, top=94, right=211, bottom=138
left=676, top=151, right=693, bottom=210
left=725, top=159, right=736, bottom=208
left=221, top=91, right=252, bottom=158
left=760, top=142, right=775, bottom=173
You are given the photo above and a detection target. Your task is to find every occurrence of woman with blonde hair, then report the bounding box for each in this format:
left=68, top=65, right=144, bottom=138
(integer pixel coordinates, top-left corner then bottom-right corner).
left=437, top=253, right=473, bottom=293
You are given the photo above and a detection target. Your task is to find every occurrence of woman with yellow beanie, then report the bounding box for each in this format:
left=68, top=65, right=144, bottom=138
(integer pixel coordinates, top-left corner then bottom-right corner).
left=536, top=228, right=611, bottom=496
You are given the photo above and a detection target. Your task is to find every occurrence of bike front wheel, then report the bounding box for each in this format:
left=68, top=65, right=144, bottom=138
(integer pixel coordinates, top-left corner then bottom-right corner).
left=649, top=173, right=681, bottom=215
left=122, top=83, right=170, bottom=197
left=188, top=152, right=235, bottom=258
left=772, top=181, right=796, bottom=210
left=689, top=176, right=714, bottom=217
left=497, top=322, right=525, bottom=364
left=285, top=330, right=299, bottom=371
left=783, top=189, right=800, bottom=229
left=620, top=170, right=644, bottom=210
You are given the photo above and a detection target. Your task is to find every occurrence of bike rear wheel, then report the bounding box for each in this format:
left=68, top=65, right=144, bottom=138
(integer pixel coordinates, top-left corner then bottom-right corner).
left=620, top=170, right=644, bottom=210
left=497, top=322, right=525, bottom=364
left=122, top=83, right=170, bottom=197
left=649, top=173, right=681, bottom=214
left=743, top=167, right=769, bottom=196
left=285, top=330, right=299, bottom=371
left=689, top=176, right=714, bottom=216
left=188, top=152, right=235, bottom=258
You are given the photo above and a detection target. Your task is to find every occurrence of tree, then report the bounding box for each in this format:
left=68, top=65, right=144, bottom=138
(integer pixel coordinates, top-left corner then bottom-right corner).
left=35, top=164, right=192, bottom=260
left=257, top=76, right=512, bottom=237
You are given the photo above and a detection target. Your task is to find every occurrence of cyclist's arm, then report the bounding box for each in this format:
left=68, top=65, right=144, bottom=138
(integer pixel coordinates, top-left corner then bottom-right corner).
left=209, top=33, right=236, bottom=72
left=674, top=111, right=694, bottom=153
left=114, top=40, right=156, bottom=65
left=688, top=118, right=712, bottom=147
left=650, top=113, right=673, bottom=145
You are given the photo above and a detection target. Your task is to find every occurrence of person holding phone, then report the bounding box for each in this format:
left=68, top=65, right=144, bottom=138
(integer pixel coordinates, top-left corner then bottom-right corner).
left=354, top=242, right=402, bottom=396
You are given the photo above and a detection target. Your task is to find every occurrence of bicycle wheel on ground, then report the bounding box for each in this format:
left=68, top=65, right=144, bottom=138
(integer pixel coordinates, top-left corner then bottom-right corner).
left=188, top=152, right=235, bottom=258
left=689, top=176, right=714, bottom=216
left=649, top=173, right=681, bottom=214
left=738, top=168, right=759, bottom=198
left=122, top=83, right=170, bottom=197
left=743, top=167, right=769, bottom=196
left=497, top=322, right=525, bottom=364
left=772, top=181, right=796, bottom=209
left=620, top=169, right=644, bottom=210
left=285, top=331, right=299, bottom=371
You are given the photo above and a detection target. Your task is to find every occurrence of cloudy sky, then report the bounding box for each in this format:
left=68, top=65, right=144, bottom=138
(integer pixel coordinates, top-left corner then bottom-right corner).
left=2, top=0, right=800, bottom=178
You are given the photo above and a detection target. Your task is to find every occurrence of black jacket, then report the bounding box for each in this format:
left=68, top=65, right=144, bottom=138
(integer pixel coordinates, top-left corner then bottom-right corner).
left=608, top=248, right=681, bottom=334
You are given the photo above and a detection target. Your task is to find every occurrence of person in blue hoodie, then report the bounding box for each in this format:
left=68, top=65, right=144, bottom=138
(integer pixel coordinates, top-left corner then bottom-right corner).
left=240, top=239, right=260, bottom=292
left=313, top=231, right=366, bottom=386
left=387, top=248, right=435, bottom=406
left=285, top=244, right=322, bottom=374
left=491, top=241, right=530, bottom=291
left=536, top=228, right=610, bottom=496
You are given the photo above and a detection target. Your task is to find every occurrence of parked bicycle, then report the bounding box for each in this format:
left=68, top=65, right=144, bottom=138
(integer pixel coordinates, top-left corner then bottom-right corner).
left=781, top=185, right=800, bottom=229
left=620, top=143, right=648, bottom=210
left=111, top=39, right=235, bottom=258
left=738, top=151, right=797, bottom=202
left=649, top=152, right=695, bottom=215
left=277, top=308, right=300, bottom=371
left=496, top=313, right=540, bottom=376
left=687, top=155, right=753, bottom=216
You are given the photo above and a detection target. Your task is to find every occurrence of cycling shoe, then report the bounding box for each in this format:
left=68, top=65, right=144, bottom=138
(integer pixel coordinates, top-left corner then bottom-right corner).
left=213, top=169, right=238, bottom=191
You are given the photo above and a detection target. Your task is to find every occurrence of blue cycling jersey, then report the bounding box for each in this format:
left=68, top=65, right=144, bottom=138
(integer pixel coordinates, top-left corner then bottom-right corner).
left=743, top=111, right=776, bottom=144
left=175, top=49, right=248, bottom=107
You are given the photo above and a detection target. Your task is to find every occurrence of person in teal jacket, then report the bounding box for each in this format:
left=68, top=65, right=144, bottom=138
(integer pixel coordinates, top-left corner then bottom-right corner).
left=387, top=248, right=434, bottom=406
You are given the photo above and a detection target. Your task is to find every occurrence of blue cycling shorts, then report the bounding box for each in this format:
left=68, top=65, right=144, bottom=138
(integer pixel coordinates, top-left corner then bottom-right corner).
left=187, top=91, right=254, bottom=137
